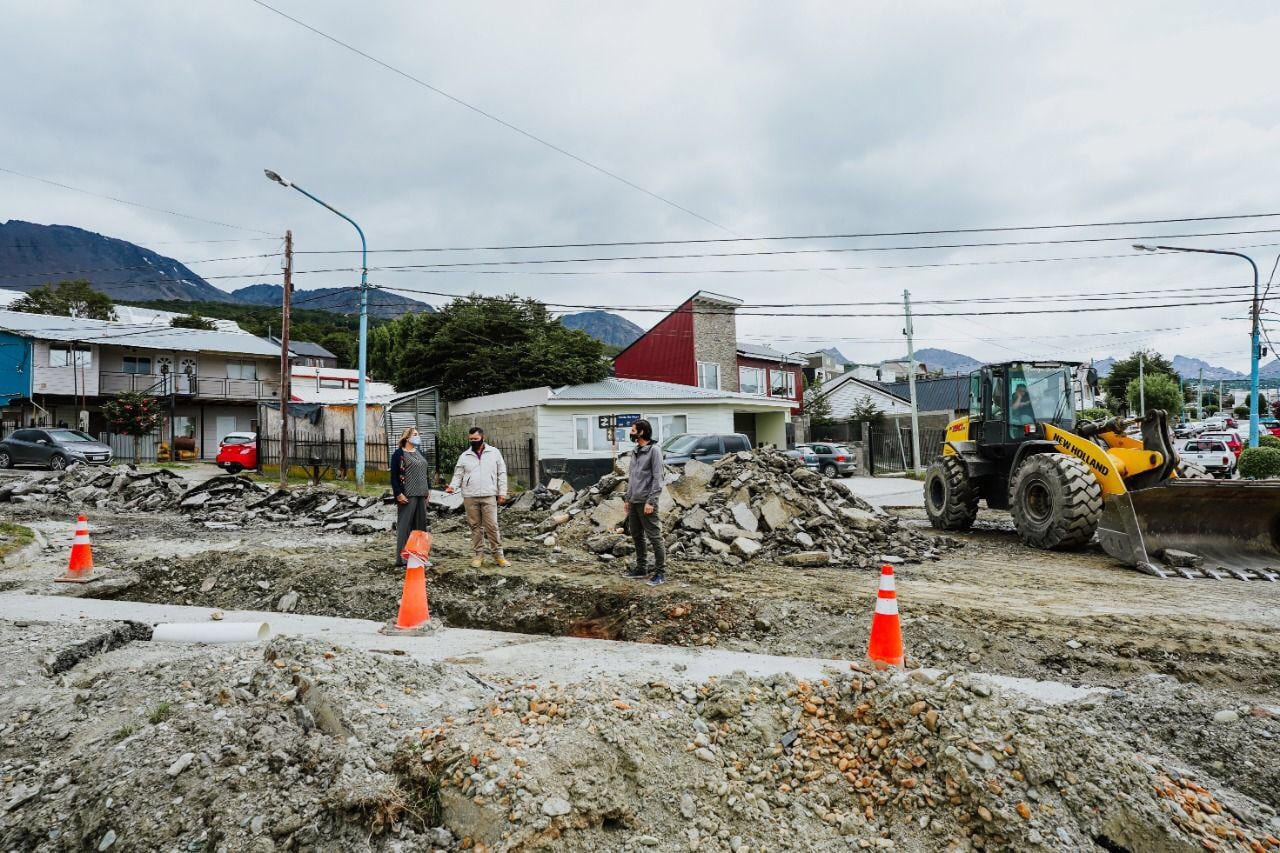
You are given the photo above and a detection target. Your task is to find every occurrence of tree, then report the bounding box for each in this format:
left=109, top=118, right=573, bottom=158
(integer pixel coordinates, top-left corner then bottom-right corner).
left=369, top=294, right=608, bottom=399
left=1272, top=399, right=1280, bottom=420
left=169, top=312, right=215, bottom=330
left=12, top=279, right=116, bottom=320
left=1126, top=372, right=1182, bottom=416
left=101, top=391, right=163, bottom=464
left=1102, top=350, right=1176, bottom=414
left=850, top=394, right=885, bottom=425
left=803, top=379, right=834, bottom=426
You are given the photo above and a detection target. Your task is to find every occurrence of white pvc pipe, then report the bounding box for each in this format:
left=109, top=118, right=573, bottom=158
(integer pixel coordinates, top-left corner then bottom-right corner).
left=151, top=622, right=271, bottom=644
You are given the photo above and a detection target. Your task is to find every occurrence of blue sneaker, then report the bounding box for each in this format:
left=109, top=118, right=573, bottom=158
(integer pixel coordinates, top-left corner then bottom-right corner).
left=646, top=572, right=666, bottom=586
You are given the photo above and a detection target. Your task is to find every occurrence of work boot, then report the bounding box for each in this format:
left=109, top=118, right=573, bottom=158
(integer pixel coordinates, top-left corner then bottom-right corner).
left=495, top=557, right=512, bottom=568
left=469, top=556, right=483, bottom=569
left=624, top=564, right=647, bottom=579
left=646, top=571, right=666, bottom=586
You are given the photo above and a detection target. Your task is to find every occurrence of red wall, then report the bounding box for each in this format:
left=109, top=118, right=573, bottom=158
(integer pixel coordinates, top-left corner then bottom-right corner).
left=613, top=300, right=695, bottom=385
left=737, top=355, right=803, bottom=415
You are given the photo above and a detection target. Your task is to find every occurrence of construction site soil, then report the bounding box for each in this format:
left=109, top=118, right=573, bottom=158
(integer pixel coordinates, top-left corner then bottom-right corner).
left=2, top=481, right=1279, bottom=852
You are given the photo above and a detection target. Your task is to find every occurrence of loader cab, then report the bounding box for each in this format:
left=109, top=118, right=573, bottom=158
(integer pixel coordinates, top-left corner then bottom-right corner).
left=971, top=362, right=1078, bottom=450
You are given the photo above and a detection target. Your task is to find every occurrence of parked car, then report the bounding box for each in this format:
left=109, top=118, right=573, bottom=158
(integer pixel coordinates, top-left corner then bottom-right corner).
left=660, top=432, right=753, bottom=466
left=784, top=446, right=820, bottom=471
left=796, top=442, right=857, bottom=478
left=1258, top=417, right=1280, bottom=437
left=1180, top=439, right=1236, bottom=478
left=1173, top=421, right=1202, bottom=439
left=1199, top=431, right=1243, bottom=458
left=215, top=431, right=258, bottom=473
left=0, top=428, right=113, bottom=470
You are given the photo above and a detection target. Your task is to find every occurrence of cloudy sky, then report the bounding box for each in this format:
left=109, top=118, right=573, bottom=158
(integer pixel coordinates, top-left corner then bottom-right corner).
left=5, top=1, right=1280, bottom=372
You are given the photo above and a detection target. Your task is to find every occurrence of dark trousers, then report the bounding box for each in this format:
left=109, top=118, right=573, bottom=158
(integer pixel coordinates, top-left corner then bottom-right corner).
left=395, top=496, right=429, bottom=566
left=627, top=501, right=665, bottom=573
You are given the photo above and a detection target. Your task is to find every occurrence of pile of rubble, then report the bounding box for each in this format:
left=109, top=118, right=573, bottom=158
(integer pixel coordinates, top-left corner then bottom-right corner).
left=535, top=449, right=951, bottom=568
left=0, top=465, right=393, bottom=534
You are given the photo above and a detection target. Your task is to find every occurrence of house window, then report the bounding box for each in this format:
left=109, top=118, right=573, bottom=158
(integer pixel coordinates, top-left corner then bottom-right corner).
left=696, top=361, right=720, bottom=390
left=49, top=345, right=91, bottom=368
left=227, top=361, right=258, bottom=381
left=770, top=369, right=796, bottom=399
left=319, top=378, right=345, bottom=389
left=122, top=355, right=152, bottom=375
left=650, top=414, right=688, bottom=443
left=738, top=366, right=766, bottom=396
left=574, top=416, right=591, bottom=452
left=572, top=413, right=687, bottom=451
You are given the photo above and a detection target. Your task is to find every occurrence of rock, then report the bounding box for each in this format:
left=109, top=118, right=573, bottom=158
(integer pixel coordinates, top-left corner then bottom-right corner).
left=180, top=491, right=211, bottom=508
left=1065, top=639, right=1082, bottom=650
left=794, top=530, right=815, bottom=549
left=758, top=495, right=795, bottom=531
left=509, top=491, right=538, bottom=512
left=97, top=829, right=117, bottom=851
left=590, top=498, right=628, bottom=530
left=694, top=747, right=717, bottom=763
left=838, top=507, right=879, bottom=530
left=586, top=532, right=625, bottom=554
left=681, top=506, right=709, bottom=531
left=792, top=467, right=818, bottom=482
left=347, top=517, right=393, bottom=534
left=1213, top=709, right=1239, bottom=724
left=965, top=751, right=997, bottom=771
left=277, top=591, right=299, bottom=613
left=1161, top=548, right=1202, bottom=568
left=549, top=512, right=571, bottom=527
left=542, top=535, right=557, bottom=547
left=669, top=459, right=714, bottom=508
left=541, top=797, right=572, bottom=817
left=731, top=537, right=762, bottom=559
left=782, top=551, right=829, bottom=567
left=700, top=535, right=730, bottom=555
left=730, top=502, right=759, bottom=533
left=547, top=478, right=572, bottom=494
left=167, top=752, right=195, bottom=777
left=679, top=793, right=697, bottom=819
left=709, top=523, right=761, bottom=543
left=210, top=610, right=225, bottom=621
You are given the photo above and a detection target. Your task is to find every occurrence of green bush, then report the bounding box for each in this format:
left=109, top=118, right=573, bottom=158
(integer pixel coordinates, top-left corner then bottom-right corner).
left=1234, top=405, right=1249, bottom=418
left=1077, top=407, right=1110, bottom=421
left=1259, top=435, right=1280, bottom=450
left=1237, top=447, right=1280, bottom=480
left=435, top=422, right=470, bottom=481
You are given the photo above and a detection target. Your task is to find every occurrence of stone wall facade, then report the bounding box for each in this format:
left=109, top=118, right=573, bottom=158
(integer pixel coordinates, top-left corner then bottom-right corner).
left=691, top=297, right=739, bottom=392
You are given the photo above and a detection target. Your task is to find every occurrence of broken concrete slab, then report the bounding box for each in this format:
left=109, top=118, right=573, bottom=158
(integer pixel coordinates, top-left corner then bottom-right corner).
left=730, top=502, right=759, bottom=533
left=731, top=537, right=762, bottom=559
left=782, top=551, right=830, bottom=567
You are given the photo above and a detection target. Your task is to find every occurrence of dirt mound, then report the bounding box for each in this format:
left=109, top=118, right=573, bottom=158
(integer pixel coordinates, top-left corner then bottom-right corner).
left=538, top=448, right=953, bottom=569
left=0, top=465, right=393, bottom=534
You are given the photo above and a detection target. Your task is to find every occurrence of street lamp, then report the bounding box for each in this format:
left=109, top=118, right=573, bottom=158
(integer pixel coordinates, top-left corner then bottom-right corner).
left=265, top=169, right=371, bottom=485
left=1133, top=243, right=1262, bottom=447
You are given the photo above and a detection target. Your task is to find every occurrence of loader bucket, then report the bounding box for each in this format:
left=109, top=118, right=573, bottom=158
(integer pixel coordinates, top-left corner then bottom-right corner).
left=1097, top=480, right=1280, bottom=581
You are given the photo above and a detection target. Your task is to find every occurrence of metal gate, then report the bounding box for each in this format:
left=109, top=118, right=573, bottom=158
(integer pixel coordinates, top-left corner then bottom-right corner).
left=866, top=423, right=947, bottom=475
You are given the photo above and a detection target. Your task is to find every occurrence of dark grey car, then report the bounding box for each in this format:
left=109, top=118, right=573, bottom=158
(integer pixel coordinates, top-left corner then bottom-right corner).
left=797, top=442, right=856, bottom=478
left=660, top=432, right=753, bottom=466
left=0, top=428, right=114, bottom=470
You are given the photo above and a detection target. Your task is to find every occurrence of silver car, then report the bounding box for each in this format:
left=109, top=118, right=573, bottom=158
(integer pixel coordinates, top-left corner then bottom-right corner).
left=0, top=428, right=114, bottom=470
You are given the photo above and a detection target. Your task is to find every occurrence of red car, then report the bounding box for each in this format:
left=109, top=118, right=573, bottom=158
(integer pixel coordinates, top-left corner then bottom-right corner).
left=215, top=431, right=257, bottom=473
left=1198, top=431, right=1242, bottom=458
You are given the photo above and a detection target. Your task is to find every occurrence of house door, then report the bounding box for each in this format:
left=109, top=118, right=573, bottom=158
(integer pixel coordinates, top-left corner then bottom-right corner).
left=215, top=416, right=237, bottom=442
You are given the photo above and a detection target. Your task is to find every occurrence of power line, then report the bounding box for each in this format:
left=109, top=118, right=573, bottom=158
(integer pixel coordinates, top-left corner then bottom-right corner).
left=0, top=166, right=276, bottom=235
left=247, top=0, right=735, bottom=236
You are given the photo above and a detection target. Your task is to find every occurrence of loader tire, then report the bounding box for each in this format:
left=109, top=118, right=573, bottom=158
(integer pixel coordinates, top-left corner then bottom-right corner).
left=1010, top=454, right=1102, bottom=550
left=1176, top=460, right=1213, bottom=480
left=924, top=455, right=979, bottom=531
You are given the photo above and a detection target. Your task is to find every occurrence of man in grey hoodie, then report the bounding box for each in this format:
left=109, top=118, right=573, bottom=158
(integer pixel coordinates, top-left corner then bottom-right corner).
left=623, top=418, right=666, bottom=585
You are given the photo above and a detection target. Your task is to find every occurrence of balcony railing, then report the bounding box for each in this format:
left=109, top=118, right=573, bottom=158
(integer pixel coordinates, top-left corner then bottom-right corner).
left=99, top=372, right=279, bottom=401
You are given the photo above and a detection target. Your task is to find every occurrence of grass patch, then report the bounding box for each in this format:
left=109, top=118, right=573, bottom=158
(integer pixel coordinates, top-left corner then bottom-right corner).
left=112, top=723, right=137, bottom=742
left=148, top=701, right=173, bottom=725
left=0, top=522, right=35, bottom=562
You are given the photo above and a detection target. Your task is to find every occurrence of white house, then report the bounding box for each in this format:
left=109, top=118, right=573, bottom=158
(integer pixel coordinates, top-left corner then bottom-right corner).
left=814, top=373, right=913, bottom=421
left=448, top=377, right=796, bottom=486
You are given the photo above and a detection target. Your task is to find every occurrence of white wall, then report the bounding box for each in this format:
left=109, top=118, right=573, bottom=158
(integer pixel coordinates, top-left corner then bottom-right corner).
left=538, top=403, right=735, bottom=459
left=825, top=378, right=912, bottom=420
left=31, top=341, right=100, bottom=397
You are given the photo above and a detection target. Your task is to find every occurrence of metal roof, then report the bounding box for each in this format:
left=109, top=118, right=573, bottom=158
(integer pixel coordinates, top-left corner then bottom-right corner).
left=877, top=376, right=971, bottom=412
left=286, top=340, right=337, bottom=359
left=0, top=309, right=280, bottom=357
left=736, top=341, right=793, bottom=362
left=550, top=377, right=792, bottom=405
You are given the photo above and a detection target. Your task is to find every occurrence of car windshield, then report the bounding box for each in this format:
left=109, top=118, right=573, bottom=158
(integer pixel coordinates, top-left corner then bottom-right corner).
left=47, top=430, right=94, bottom=443
left=222, top=435, right=254, bottom=445
left=662, top=434, right=700, bottom=454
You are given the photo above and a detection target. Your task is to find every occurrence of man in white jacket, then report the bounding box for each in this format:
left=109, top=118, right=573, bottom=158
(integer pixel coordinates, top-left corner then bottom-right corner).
left=446, top=426, right=510, bottom=568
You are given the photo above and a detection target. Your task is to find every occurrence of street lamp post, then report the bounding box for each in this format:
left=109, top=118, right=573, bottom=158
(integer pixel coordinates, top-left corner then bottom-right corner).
left=266, top=170, right=370, bottom=485
left=1133, top=243, right=1262, bottom=448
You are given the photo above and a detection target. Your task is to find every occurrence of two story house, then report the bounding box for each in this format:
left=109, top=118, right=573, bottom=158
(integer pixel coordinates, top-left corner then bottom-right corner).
left=0, top=309, right=282, bottom=458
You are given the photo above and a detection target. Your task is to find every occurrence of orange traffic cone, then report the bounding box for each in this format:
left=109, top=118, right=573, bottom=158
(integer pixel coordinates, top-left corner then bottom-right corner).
left=56, top=515, right=100, bottom=584
left=389, top=530, right=432, bottom=632
left=867, top=564, right=904, bottom=668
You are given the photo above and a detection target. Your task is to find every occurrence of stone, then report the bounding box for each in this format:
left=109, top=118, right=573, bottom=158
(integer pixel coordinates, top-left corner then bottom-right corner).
left=97, top=830, right=117, bottom=851
left=167, top=752, right=195, bottom=777
left=347, top=517, right=393, bottom=534
left=681, top=506, right=709, bottom=531
left=277, top=591, right=299, bottom=613
left=694, top=747, right=717, bottom=763
left=679, top=793, right=697, bottom=819
left=509, top=491, right=538, bottom=512
left=782, top=551, right=829, bottom=567
left=586, top=533, right=624, bottom=554
left=838, top=507, right=879, bottom=530
left=1161, top=549, right=1203, bottom=569
left=965, top=751, right=997, bottom=772
left=1212, top=709, right=1239, bottom=724
left=550, top=493, right=574, bottom=512
left=180, top=491, right=211, bottom=508
left=1065, top=639, right=1082, bottom=650
left=549, top=512, right=571, bottom=527
left=590, top=498, right=628, bottom=530
left=669, top=459, right=714, bottom=508
left=709, top=523, right=761, bottom=543
left=730, top=502, right=759, bottom=533
left=731, top=537, right=762, bottom=559
left=795, top=531, right=815, bottom=549
left=700, top=535, right=731, bottom=555
left=758, top=495, right=795, bottom=531
left=541, top=797, right=572, bottom=817
left=315, top=497, right=339, bottom=514
left=542, top=535, right=556, bottom=547
left=547, top=478, right=572, bottom=494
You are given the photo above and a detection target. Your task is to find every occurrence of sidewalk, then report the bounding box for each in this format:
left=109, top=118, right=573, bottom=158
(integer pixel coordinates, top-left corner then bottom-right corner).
left=837, top=476, right=924, bottom=509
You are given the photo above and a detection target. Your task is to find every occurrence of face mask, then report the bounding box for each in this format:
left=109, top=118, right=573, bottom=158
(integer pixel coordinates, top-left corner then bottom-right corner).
left=409, top=435, right=421, bottom=447
left=629, top=432, right=639, bottom=443
left=470, top=440, right=484, bottom=451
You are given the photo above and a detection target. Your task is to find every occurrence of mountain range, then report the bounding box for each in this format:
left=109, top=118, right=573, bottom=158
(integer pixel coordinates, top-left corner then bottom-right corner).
left=230, top=284, right=433, bottom=319
left=908, top=348, right=983, bottom=375
left=559, top=310, right=644, bottom=347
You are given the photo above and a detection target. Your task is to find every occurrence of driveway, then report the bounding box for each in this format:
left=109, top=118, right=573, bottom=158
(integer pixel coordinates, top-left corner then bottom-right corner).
left=837, top=475, right=923, bottom=509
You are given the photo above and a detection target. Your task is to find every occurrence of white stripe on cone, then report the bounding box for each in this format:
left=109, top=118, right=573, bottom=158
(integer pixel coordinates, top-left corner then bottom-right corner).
left=874, top=597, right=899, bottom=616
left=407, top=555, right=427, bottom=569
left=879, top=575, right=896, bottom=592
left=72, top=535, right=91, bottom=545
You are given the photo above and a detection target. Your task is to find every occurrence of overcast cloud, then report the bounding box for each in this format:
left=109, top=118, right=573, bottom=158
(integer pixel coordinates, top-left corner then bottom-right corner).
left=5, top=1, right=1280, bottom=371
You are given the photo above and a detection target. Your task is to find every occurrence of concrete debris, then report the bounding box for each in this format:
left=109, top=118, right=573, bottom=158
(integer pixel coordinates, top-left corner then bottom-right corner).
left=536, top=448, right=954, bottom=568
left=0, top=465, right=393, bottom=535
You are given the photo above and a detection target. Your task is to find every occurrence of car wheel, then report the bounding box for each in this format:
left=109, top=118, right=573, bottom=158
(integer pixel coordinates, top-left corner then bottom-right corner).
left=0, top=450, right=10, bottom=469
left=49, top=454, right=67, bottom=471
left=226, top=462, right=243, bottom=474
left=822, top=463, right=838, bottom=478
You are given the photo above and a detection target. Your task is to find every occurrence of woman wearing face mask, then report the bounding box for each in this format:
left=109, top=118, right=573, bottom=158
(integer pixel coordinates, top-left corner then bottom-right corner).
left=390, top=426, right=432, bottom=567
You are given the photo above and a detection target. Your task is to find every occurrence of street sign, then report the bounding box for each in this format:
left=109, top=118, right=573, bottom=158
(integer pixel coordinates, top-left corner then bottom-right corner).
left=615, top=413, right=642, bottom=427
left=597, top=413, right=642, bottom=429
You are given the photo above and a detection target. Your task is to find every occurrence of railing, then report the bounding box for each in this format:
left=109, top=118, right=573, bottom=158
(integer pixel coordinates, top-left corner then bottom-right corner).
left=99, top=372, right=279, bottom=400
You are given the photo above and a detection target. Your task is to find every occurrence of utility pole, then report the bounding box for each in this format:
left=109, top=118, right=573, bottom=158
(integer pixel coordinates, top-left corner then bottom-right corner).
left=903, top=290, right=922, bottom=474
left=279, top=230, right=293, bottom=489
left=1138, top=352, right=1145, bottom=415
left=1197, top=367, right=1203, bottom=418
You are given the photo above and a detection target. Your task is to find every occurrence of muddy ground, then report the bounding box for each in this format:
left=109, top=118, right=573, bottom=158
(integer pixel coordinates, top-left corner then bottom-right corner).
left=2, top=481, right=1279, bottom=850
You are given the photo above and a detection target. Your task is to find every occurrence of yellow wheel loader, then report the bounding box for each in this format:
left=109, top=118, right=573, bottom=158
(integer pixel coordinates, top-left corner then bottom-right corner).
left=923, top=361, right=1280, bottom=580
